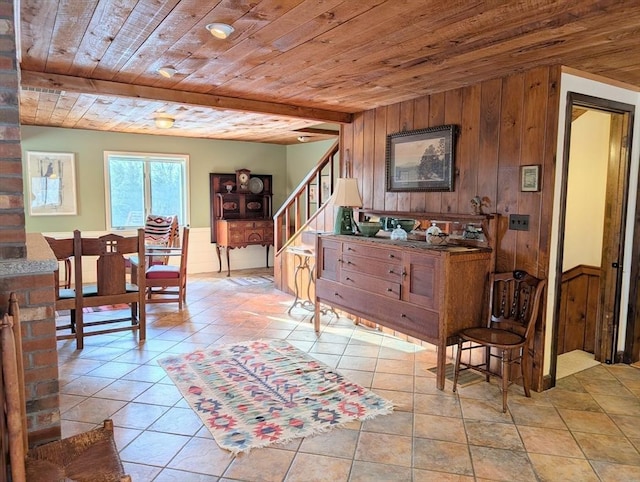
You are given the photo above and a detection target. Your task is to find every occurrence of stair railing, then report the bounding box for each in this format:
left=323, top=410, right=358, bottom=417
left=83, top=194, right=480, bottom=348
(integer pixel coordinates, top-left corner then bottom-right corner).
left=273, top=140, right=339, bottom=253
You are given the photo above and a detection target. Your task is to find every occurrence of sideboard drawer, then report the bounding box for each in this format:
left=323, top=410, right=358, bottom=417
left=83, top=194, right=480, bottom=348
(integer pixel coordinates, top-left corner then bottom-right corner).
left=342, top=241, right=401, bottom=262
left=341, top=269, right=400, bottom=299
left=341, top=254, right=402, bottom=282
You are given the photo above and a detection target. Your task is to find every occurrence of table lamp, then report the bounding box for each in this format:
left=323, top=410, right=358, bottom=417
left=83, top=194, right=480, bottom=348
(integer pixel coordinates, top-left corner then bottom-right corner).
left=333, top=178, right=363, bottom=235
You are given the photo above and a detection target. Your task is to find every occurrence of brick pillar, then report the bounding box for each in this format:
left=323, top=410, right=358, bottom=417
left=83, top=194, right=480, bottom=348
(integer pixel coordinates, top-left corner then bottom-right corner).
left=0, top=1, right=61, bottom=447
left=0, top=0, right=26, bottom=259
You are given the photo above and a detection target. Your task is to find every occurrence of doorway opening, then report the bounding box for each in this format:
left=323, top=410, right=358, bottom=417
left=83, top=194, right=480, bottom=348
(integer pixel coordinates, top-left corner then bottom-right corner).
left=553, top=93, right=634, bottom=381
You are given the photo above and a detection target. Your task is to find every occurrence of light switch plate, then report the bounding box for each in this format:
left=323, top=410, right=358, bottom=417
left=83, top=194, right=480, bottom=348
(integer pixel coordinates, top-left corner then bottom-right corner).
left=509, top=214, right=530, bottom=231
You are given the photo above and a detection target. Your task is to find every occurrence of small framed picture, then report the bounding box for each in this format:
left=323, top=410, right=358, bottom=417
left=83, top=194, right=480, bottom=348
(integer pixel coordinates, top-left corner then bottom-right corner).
left=309, top=185, right=318, bottom=203
left=521, top=165, right=541, bottom=192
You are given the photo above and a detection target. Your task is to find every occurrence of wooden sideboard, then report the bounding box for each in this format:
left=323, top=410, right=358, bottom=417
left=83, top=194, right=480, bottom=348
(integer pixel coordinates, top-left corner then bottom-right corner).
left=209, top=173, right=273, bottom=276
left=315, top=235, right=491, bottom=390
left=216, top=220, right=274, bottom=276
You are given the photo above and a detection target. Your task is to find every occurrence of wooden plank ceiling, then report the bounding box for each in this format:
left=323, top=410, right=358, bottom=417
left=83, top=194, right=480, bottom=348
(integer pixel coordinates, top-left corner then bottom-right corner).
left=17, top=0, right=640, bottom=145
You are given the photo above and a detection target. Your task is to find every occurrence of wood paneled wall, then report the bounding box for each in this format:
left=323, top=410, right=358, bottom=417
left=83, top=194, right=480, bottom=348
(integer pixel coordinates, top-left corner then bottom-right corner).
left=340, top=65, right=561, bottom=390
left=558, top=265, right=600, bottom=355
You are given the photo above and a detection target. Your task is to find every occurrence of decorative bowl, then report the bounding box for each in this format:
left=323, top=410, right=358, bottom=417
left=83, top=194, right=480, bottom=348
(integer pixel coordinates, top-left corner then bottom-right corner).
left=357, top=221, right=381, bottom=237
left=394, top=219, right=417, bottom=233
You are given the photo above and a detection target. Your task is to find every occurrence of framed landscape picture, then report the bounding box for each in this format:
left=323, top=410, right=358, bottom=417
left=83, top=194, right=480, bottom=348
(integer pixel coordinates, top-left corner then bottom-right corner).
left=385, top=125, right=457, bottom=192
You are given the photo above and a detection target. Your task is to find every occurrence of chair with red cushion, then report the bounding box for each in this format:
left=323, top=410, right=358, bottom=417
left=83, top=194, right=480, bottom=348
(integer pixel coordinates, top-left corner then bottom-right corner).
left=145, top=226, right=190, bottom=310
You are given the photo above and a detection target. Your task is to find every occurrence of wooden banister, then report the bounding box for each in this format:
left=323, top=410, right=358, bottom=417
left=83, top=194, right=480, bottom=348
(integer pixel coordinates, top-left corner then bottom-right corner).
left=273, top=140, right=338, bottom=254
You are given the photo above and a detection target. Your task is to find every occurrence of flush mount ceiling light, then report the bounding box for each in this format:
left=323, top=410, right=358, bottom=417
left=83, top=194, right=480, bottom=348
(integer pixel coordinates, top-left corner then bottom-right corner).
left=157, top=66, right=177, bottom=78
left=154, top=115, right=175, bottom=129
left=297, top=136, right=310, bottom=143
left=206, top=22, right=235, bottom=39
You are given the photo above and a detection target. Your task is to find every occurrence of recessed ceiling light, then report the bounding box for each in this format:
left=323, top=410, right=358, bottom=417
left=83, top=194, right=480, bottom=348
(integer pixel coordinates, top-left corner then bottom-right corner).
left=157, top=66, right=177, bottom=78
left=154, top=115, right=175, bottom=129
left=206, top=23, right=234, bottom=39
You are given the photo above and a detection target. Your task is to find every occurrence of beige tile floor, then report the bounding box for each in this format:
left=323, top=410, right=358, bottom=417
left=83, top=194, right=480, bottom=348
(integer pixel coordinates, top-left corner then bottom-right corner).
left=56, top=270, right=640, bottom=481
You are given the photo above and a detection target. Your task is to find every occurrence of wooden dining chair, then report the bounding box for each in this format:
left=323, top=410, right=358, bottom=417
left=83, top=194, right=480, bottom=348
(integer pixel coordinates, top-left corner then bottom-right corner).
left=44, top=236, right=77, bottom=338
left=1, top=293, right=131, bottom=482
left=144, top=226, right=190, bottom=310
left=453, top=270, right=545, bottom=412
left=67, top=229, right=146, bottom=349
left=144, top=214, right=178, bottom=266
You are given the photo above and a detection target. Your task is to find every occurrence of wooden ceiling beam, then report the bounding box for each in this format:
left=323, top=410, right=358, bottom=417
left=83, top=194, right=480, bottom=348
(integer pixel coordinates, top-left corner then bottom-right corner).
left=20, top=70, right=353, bottom=125
left=294, top=127, right=339, bottom=136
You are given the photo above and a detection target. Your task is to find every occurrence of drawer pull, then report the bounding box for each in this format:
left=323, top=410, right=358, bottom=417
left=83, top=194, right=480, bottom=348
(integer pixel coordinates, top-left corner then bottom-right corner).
left=402, top=268, right=407, bottom=277
left=347, top=247, right=353, bottom=251
left=346, top=261, right=352, bottom=265
left=387, top=288, right=393, bottom=292
left=401, top=313, right=407, bottom=318
left=389, top=269, right=394, bottom=274
left=389, top=254, right=395, bottom=259
left=345, top=277, right=351, bottom=281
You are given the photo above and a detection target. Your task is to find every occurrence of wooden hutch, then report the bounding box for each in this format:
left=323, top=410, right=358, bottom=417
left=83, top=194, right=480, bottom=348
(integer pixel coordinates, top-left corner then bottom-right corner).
left=209, top=171, right=274, bottom=276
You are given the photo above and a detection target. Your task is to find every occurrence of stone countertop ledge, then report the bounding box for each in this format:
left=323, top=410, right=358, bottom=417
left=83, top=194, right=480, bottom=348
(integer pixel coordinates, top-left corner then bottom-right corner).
left=0, top=233, right=58, bottom=276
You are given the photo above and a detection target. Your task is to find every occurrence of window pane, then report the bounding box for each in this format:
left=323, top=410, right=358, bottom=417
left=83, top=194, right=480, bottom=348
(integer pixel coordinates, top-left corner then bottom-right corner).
left=109, top=159, right=144, bottom=228
left=149, top=161, right=184, bottom=222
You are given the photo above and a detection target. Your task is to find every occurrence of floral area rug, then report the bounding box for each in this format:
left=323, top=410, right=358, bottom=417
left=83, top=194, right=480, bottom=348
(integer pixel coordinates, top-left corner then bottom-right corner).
left=158, top=339, right=394, bottom=454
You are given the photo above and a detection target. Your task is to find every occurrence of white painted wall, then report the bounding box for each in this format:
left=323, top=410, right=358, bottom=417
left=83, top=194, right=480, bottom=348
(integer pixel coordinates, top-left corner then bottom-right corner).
left=562, top=110, right=610, bottom=271
left=547, top=72, right=640, bottom=373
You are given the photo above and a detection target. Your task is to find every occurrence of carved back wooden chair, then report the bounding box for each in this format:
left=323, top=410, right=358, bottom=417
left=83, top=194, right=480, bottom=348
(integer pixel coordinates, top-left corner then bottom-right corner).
left=68, top=229, right=146, bottom=349
left=1, top=293, right=131, bottom=482
left=453, top=270, right=545, bottom=412
left=144, top=214, right=179, bottom=266
left=144, top=226, right=190, bottom=310
left=44, top=236, right=77, bottom=338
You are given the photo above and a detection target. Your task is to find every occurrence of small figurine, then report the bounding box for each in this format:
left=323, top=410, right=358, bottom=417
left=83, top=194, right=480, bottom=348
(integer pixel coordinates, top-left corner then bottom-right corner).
left=471, top=196, right=483, bottom=215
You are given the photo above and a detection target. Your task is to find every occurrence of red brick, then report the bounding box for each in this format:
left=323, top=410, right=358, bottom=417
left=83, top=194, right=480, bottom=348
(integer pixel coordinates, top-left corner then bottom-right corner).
left=0, top=244, right=25, bottom=258
left=0, top=176, right=23, bottom=192
left=22, top=336, right=57, bottom=354
left=0, top=2, right=15, bottom=17
left=0, top=73, right=17, bottom=88
left=0, top=193, right=23, bottom=209
left=0, top=142, right=21, bottom=157
left=2, top=274, right=55, bottom=292
left=26, top=393, right=59, bottom=411
left=35, top=380, right=59, bottom=397
left=35, top=410, right=60, bottom=428
left=0, top=91, right=17, bottom=105
left=0, top=106, right=18, bottom=123
left=32, top=350, right=59, bottom=368
left=0, top=212, right=23, bottom=226
left=28, top=287, right=55, bottom=305
left=0, top=56, right=14, bottom=68
left=28, top=426, right=62, bottom=448
left=0, top=125, right=20, bottom=139
left=0, top=38, right=17, bottom=51
left=24, top=366, right=58, bottom=384
left=27, top=319, right=57, bottom=338
left=0, top=228, right=26, bottom=243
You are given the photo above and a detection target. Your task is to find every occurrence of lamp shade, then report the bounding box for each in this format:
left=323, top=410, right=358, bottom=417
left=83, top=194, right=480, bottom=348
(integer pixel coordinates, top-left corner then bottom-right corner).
left=332, top=178, right=363, bottom=207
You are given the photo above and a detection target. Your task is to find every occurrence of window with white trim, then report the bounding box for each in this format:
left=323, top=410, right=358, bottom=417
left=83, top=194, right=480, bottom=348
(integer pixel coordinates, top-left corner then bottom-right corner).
left=104, top=151, right=188, bottom=230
